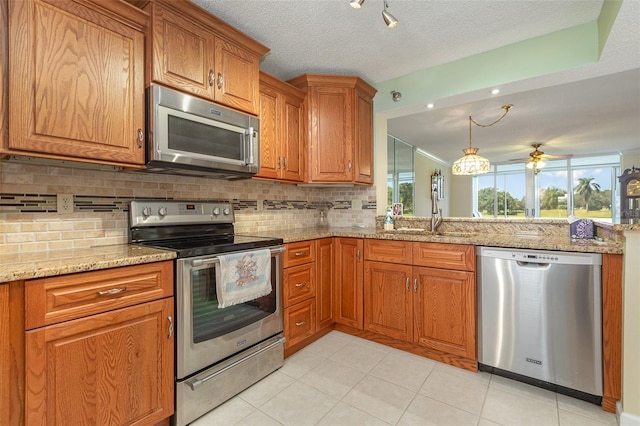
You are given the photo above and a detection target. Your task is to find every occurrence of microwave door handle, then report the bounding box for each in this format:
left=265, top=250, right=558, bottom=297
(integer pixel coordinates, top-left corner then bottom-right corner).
left=245, top=127, right=255, bottom=166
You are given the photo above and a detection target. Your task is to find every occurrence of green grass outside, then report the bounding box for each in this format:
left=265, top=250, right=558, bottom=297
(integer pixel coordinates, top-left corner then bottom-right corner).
left=481, top=208, right=612, bottom=219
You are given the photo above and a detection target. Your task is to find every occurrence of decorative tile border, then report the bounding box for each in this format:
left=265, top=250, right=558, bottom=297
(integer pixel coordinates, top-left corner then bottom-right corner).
left=0, top=193, right=363, bottom=214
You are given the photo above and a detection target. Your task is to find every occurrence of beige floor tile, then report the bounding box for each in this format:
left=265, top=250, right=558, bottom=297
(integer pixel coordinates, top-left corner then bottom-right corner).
left=190, top=396, right=255, bottom=425
left=369, top=350, right=435, bottom=391
left=316, top=402, right=391, bottom=426
left=329, top=341, right=387, bottom=372
left=556, top=394, right=617, bottom=425
left=489, top=374, right=557, bottom=405
left=419, top=369, right=489, bottom=415
left=559, top=409, right=617, bottom=426
left=260, top=381, right=338, bottom=426
left=238, top=370, right=295, bottom=407
left=398, top=394, right=480, bottom=426
left=342, top=375, right=416, bottom=424
left=280, top=347, right=326, bottom=379
left=478, top=418, right=502, bottom=426
left=482, top=387, right=560, bottom=426
left=299, top=358, right=367, bottom=399
left=435, top=362, right=491, bottom=385
left=349, top=336, right=394, bottom=353
left=303, top=332, right=351, bottom=357
left=240, top=410, right=284, bottom=426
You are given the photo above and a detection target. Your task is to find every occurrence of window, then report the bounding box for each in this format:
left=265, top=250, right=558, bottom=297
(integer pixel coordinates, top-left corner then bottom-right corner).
left=474, top=155, right=620, bottom=221
left=387, top=136, right=414, bottom=215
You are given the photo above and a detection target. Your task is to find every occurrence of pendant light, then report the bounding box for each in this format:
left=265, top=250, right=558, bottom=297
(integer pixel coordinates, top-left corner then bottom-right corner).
left=452, top=104, right=513, bottom=176
left=349, top=0, right=398, bottom=28
left=349, top=0, right=365, bottom=9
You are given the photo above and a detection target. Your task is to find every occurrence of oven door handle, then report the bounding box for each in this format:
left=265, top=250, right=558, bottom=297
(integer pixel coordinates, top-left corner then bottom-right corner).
left=185, top=336, right=286, bottom=391
left=190, top=246, right=285, bottom=267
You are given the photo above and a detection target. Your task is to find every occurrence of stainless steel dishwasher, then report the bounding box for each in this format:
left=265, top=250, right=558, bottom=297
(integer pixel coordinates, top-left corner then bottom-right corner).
left=477, top=246, right=603, bottom=402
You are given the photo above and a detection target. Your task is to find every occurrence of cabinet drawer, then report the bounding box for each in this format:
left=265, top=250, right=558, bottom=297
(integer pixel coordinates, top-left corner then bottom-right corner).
left=284, top=263, right=315, bottom=307
left=412, top=242, right=475, bottom=271
left=365, top=240, right=412, bottom=264
left=284, top=299, right=316, bottom=348
left=284, top=241, right=315, bottom=268
left=25, top=261, right=174, bottom=329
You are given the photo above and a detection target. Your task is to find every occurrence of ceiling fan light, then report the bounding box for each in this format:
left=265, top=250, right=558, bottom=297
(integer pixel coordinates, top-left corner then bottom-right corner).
left=350, top=0, right=365, bottom=9
left=536, top=160, right=546, bottom=168
left=452, top=147, right=491, bottom=175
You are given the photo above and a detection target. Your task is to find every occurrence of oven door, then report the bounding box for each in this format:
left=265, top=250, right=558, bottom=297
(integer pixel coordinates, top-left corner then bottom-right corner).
left=175, top=246, right=284, bottom=379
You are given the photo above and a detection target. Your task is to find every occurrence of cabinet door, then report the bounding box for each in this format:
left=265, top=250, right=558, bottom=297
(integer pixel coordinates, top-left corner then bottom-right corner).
left=334, top=238, right=363, bottom=329
left=308, top=86, right=353, bottom=182
left=214, top=37, right=260, bottom=115
left=413, top=267, right=476, bottom=359
left=364, top=261, right=413, bottom=341
left=316, top=238, right=334, bottom=330
left=280, top=93, right=305, bottom=182
left=149, top=4, right=215, bottom=100
left=256, top=84, right=280, bottom=179
left=25, top=298, right=174, bottom=426
left=354, top=89, right=374, bottom=184
left=8, top=0, right=146, bottom=165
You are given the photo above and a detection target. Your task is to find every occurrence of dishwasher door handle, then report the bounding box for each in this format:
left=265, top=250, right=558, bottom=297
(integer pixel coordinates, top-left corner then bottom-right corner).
left=516, top=261, right=551, bottom=269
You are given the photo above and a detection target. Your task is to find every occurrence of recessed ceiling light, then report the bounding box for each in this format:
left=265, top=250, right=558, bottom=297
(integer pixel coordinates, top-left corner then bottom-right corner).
left=426, top=103, right=434, bottom=109
left=490, top=88, right=500, bottom=95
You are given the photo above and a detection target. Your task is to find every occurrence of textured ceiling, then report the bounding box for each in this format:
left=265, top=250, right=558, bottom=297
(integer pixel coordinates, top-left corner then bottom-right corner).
left=192, top=0, right=640, bottom=165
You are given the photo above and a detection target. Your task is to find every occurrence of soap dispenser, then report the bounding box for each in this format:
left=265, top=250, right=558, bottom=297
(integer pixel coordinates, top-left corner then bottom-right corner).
left=384, top=207, right=394, bottom=231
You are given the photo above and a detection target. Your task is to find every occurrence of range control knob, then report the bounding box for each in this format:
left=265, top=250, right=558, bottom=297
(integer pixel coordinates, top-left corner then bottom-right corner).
left=223, top=207, right=231, bottom=215
left=141, top=207, right=152, bottom=217
left=158, top=207, right=168, bottom=217
left=212, top=207, right=220, bottom=216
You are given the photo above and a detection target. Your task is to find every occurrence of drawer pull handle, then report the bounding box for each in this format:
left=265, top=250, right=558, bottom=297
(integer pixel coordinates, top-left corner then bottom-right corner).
left=168, top=316, right=174, bottom=338
left=97, top=287, right=126, bottom=296
left=405, top=277, right=409, bottom=291
left=294, top=251, right=305, bottom=257
left=414, top=279, right=418, bottom=292
left=208, top=69, right=215, bottom=86
left=295, top=281, right=308, bottom=288
left=217, top=72, right=224, bottom=89
left=295, top=320, right=307, bottom=326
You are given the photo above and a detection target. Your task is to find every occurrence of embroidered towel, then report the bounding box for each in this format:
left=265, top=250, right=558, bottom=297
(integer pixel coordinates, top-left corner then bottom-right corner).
left=216, top=249, right=272, bottom=309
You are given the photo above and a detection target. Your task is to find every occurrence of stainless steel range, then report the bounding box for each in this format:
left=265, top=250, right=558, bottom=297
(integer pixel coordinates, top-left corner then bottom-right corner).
left=129, top=200, right=285, bottom=426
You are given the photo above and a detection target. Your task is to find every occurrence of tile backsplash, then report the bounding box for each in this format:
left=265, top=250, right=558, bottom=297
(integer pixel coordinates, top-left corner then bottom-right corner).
left=0, top=161, right=376, bottom=253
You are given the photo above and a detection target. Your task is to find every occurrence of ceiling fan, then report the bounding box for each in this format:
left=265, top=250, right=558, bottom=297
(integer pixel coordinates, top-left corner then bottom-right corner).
left=511, top=143, right=573, bottom=174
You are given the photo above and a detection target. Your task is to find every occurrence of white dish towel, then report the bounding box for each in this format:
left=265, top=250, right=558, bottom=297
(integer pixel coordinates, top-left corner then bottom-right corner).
left=216, top=249, right=272, bottom=309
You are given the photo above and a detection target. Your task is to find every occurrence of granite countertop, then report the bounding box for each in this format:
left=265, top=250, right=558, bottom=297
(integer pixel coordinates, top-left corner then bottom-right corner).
left=0, top=244, right=176, bottom=283
left=250, top=226, right=624, bottom=254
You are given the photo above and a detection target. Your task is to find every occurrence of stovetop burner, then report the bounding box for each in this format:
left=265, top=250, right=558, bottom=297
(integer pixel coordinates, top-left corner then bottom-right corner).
left=129, top=200, right=282, bottom=258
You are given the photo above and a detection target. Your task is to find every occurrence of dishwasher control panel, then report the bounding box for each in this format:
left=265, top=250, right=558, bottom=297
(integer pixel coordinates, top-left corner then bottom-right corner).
left=477, top=247, right=602, bottom=266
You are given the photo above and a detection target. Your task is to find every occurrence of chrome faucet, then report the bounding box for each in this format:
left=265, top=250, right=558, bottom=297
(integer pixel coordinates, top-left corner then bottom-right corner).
left=431, top=190, right=443, bottom=233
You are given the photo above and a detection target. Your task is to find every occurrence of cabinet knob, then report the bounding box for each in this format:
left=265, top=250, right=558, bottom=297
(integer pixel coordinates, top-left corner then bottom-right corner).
left=217, top=72, right=224, bottom=89
left=137, top=129, right=144, bottom=148
left=295, top=320, right=307, bottom=327
left=208, top=69, right=215, bottom=87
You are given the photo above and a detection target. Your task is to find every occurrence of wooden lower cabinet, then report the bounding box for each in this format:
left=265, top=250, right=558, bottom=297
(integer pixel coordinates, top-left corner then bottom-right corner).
left=413, top=266, right=476, bottom=359
left=284, top=298, right=316, bottom=348
left=363, top=261, right=412, bottom=341
left=334, top=238, right=364, bottom=329
left=316, top=238, right=334, bottom=330
left=25, top=298, right=174, bottom=426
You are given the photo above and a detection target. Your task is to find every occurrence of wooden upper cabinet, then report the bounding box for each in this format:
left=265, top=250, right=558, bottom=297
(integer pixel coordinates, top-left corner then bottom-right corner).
left=287, top=74, right=377, bottom=184
left=256, top=72, right=305, bottom=182
left=6, top=0, right=147, bottom=166
left=144, top=0, right=268, bottom=115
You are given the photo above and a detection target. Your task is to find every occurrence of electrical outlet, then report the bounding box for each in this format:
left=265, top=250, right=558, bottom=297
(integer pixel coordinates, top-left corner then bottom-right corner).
left=57, top=194, right=74, bottom=214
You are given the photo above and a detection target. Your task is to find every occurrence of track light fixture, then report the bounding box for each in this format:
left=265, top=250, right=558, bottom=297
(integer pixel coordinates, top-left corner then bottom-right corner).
left=382, top=0, right=398, bottom=28
left=349, top=0, right=398, bottom=28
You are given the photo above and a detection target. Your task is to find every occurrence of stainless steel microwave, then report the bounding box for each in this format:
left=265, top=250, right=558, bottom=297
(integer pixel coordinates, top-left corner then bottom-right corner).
left=145, top=85, right=260, bottom=179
